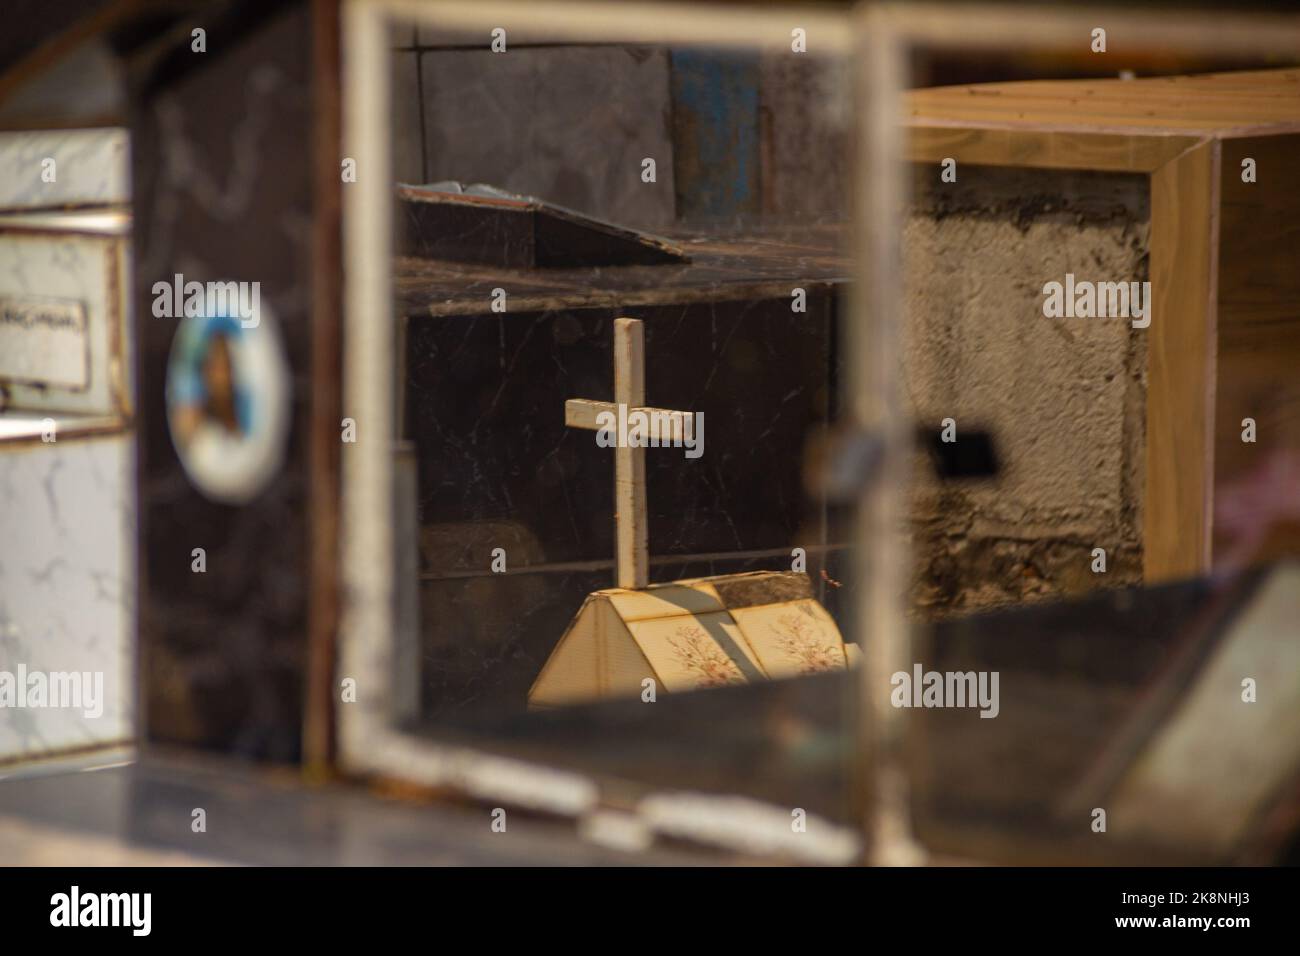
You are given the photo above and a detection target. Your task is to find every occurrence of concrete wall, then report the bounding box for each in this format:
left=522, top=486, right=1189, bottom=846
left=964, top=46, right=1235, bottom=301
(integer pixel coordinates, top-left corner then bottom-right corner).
left=903, top=165, right=1150, bottom=616
left=390, top=40, right=851, bottom=230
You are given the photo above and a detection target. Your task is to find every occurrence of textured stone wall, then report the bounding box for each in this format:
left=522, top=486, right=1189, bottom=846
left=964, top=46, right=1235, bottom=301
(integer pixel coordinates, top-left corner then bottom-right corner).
left=903, top=165, right=1150, bottom=616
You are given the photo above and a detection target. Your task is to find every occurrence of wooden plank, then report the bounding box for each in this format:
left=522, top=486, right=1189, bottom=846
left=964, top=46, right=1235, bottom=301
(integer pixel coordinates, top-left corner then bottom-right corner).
left=1145, top=140, right=1219, bottom=582
left=565, top=398, right=695, bottom=440
left=1211, top=134, right=1300, bottom=569
left=910, top=77, right=1300, bottom=113
left=906, top=125, right=1195, bottom=173
left=394, top=225, right=849, bottom=318
left=305, top=0, right=344, bottom=772
left=904, top=99, right=1300, bottom=134
left=904, top=69, right=1300, bottom=135
left=565, top=398, right=610, bottom=430
left=1130, top=68, right=1300, bottom=90
left=1216, top=134, right=1300, bottom=330
left=613, top=318, right=648, bottom=590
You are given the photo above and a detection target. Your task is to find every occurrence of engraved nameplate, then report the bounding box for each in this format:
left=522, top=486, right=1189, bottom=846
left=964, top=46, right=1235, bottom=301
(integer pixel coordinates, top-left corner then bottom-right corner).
left=0, top=296, right=90, bottom=390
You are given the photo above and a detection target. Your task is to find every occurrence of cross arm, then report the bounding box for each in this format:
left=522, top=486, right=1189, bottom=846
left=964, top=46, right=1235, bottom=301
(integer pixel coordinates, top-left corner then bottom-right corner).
left=565, top=398, right=696, bottom=443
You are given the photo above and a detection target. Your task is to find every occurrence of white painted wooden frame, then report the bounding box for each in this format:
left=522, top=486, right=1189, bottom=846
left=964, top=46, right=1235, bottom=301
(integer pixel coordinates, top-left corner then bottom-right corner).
left=340, top=0, right=861, bottom=864
left=340, top=0, right=1300, bottom=864
left=853, top=2, right=1300, bottom=865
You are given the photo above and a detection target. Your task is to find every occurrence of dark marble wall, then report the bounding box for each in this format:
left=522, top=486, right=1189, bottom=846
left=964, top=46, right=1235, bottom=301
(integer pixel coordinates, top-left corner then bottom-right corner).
left=404, top=295, right=845, bottom=720
left=133, top=6, right=317, bottom=761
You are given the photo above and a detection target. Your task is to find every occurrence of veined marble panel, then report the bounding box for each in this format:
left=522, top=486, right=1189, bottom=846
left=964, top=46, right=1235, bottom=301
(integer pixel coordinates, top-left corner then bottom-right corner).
left=0, top=129, right=130, bottom=211
left=0, top=225, right=131, bottom=417
left=0, top=434, right=134, bottom=761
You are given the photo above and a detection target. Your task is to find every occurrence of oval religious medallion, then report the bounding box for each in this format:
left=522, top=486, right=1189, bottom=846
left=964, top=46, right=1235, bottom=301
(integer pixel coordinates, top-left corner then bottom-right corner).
left=164, top=287, right=290, bottom=504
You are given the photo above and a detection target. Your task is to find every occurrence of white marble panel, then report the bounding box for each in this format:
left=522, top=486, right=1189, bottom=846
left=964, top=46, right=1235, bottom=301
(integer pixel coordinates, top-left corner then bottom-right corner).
left=0, top=434, right=134, bottom=760
left=0, top=226, right=130, bottom=417
left=0, top=129, right=129, bottom=210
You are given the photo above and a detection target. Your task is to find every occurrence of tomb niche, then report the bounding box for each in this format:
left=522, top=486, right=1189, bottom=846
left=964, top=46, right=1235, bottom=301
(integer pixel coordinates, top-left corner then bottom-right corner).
left=394, top=42, right=853, bottom=723
left=529, top=318, right=852, bottom=708
left=902, top=68, right=1300, bottom=616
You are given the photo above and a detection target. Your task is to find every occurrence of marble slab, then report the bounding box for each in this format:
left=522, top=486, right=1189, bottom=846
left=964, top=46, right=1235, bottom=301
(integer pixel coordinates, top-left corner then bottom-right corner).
left=0, top=435, right=135, bottom=761
left=133, top=5, right=317, bottom=762
left=0, top=223, right=131, bottom=417
left=0, top=128, right=129, bottom=211
left=405, top=295, right=837, bottom=571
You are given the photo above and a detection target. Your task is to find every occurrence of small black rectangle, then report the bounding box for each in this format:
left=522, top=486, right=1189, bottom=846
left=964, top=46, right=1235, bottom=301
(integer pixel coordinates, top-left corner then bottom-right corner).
left=919, top=425, right=1000, bottom=480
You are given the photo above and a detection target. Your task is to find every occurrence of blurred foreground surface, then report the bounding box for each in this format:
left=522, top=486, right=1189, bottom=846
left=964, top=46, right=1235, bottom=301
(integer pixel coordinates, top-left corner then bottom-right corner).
left=0, top=751, right=716, bottom=866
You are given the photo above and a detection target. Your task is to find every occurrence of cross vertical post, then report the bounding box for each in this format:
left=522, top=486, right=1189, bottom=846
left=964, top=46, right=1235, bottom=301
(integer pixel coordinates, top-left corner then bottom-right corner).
left=566, top=318, right=697, bottom=591
left=612, top=318, right=649, bottom=589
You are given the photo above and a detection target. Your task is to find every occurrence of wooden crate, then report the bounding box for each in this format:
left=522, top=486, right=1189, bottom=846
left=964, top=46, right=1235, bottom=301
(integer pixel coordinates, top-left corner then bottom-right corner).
left=905, top=68, right=1300, bottom=583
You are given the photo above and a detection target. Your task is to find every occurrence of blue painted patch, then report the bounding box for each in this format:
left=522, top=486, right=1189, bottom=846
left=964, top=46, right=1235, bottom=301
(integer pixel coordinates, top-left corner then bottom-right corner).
left=669, top=49, right=761, bottom=221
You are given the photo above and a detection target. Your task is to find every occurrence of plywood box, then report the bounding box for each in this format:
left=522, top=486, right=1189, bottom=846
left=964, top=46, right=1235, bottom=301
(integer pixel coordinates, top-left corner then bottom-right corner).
left=905, top=68, right=1300, bottom=587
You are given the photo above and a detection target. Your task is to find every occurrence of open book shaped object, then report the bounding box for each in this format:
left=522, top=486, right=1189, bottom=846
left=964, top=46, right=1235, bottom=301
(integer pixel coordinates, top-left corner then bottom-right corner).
left=396, top=181, right=689, bottom=269
left=529, top=570, right=856, bottom=708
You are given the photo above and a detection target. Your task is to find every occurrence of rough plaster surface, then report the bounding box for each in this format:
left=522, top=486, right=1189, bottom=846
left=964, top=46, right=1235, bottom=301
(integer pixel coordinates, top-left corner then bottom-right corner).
left=903, top=165, right=1150, bottom=616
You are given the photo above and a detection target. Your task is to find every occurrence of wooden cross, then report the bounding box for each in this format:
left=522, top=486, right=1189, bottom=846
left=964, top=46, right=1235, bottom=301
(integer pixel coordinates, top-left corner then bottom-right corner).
left=565, top=318, right=696, bottom=590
